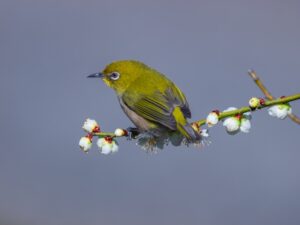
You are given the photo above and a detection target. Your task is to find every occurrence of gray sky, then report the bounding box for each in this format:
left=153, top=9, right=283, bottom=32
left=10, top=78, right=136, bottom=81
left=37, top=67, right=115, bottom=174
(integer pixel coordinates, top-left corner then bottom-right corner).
left=1, top=0, right=300, bottom=225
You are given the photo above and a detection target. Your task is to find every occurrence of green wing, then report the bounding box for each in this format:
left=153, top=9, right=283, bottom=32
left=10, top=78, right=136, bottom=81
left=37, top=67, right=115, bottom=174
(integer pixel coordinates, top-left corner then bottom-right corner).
left=171, top=84, right=191, bottom=119
left=121, top=85, right=191, bottom=130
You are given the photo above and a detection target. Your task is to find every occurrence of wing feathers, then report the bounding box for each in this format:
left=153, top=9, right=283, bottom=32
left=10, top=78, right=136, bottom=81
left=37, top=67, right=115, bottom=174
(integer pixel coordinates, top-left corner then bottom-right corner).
left=122, top=86, right=191, bottom=131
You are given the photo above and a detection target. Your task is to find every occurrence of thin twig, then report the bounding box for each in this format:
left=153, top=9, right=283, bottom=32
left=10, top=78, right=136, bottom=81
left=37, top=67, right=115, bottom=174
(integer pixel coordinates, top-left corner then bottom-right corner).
left=248, top=70, right=300, bottom=125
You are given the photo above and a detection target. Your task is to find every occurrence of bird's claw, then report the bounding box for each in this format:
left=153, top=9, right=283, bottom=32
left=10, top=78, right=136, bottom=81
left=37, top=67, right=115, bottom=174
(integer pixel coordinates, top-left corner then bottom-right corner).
left=126, top=127, right=140, bottom=140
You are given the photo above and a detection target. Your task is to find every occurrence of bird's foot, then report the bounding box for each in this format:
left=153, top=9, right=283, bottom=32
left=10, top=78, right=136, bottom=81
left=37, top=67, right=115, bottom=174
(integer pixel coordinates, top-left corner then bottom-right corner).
left=126, top=127, right=140, bottom=140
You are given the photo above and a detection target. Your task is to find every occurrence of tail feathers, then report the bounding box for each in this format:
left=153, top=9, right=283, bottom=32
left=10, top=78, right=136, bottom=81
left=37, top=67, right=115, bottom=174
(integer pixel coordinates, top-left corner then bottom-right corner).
left=177, top=123, right=201, bottom=142
left=172, top=106, right=200, bottom=142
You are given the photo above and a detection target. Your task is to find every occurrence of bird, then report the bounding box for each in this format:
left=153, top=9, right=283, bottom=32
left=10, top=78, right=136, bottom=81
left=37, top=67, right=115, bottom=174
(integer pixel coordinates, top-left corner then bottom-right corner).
left=88, top=60, right=200, bottom=150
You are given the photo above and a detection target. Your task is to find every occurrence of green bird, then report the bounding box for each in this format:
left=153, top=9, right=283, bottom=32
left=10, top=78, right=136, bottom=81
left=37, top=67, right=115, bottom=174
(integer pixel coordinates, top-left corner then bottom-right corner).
left=88, top=60, right=200, bottom=148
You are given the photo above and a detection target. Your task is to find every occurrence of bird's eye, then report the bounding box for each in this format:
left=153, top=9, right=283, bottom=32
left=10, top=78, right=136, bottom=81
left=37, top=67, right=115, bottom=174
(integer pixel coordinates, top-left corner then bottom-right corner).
left=110, top=72, right=120, bottom=80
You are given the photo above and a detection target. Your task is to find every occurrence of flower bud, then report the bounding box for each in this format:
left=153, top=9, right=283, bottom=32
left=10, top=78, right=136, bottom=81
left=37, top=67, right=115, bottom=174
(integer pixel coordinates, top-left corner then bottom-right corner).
left=259, top=98, right=266, bottom=105
left=206, top=110, right=219, bottom=127
left=79, top=136, right=92, bottom=153
left=114, top=128, right=128, bottom=137
left=249, top=97, right=260, bottom=109
left=82, top=118, right=100, bottom=133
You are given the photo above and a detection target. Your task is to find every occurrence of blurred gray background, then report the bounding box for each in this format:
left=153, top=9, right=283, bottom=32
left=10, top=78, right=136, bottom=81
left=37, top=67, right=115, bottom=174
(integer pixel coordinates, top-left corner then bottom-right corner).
left=0, top=0, right=300, bottom=225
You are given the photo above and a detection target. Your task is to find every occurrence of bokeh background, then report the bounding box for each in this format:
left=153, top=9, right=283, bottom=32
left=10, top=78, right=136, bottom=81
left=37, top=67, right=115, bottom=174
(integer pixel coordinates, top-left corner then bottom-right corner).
left=1, top=0, right=300, bottom=224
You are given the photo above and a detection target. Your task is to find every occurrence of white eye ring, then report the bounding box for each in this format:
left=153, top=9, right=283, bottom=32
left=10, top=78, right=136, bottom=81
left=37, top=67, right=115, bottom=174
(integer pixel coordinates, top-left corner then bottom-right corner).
left=110, top=72, right=120, bottom=80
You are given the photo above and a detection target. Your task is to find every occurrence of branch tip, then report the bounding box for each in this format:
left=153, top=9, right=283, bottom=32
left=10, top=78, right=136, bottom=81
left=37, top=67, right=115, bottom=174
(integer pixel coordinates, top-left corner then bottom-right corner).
left=247, top=69, right=258, bottom=81
left=248, top=70, right=300, bottom=125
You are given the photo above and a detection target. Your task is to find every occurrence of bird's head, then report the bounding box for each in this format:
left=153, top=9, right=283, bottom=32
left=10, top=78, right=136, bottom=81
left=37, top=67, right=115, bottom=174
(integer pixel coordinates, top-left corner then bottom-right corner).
left=88, top=60, right=149, bottom=94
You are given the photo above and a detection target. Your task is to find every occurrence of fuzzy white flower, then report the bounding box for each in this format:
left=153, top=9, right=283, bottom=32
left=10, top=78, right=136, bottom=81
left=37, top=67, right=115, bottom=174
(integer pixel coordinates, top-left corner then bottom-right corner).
left=206, top=111, right=219, bottom=127
left=268, top=104, right=292, bottom=120
left=82, top=118, right=100, bottom=133
left=79, top=136, right=92, bottom=153
left=240, top=118, right=251, bottom=133
left=97, top=137, right=119, bottom=155
left=223, top=117, right=240, bottom=134
left=222, top=107, right=252, bottom=135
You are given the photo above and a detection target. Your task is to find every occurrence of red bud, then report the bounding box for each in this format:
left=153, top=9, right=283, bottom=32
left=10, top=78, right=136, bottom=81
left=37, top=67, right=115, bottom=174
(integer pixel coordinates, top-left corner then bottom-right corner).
left=235, top=114, right=242, bottom=120
left=212, top=110, right=220, bottom=116
left=259, top=98, right=265, bottom=105
left=92, top=126, right=101, bottom=133
left=86, top=133, right=93, bottom=140
left=123, top=130, right=128, bottom=136
left=104, top=136, right=113, bottom=143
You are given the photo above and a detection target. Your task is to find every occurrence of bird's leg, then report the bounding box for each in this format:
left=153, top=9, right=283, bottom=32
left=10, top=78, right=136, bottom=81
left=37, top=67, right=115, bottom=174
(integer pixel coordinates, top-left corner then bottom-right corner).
left=126, top=127, right=140, bottom=140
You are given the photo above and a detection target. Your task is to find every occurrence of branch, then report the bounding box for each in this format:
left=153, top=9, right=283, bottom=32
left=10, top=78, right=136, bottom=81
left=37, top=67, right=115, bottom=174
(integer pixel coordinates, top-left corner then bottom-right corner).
left=92, top=93, right=300, bottom=138
left=248, top=70, right=300, bottom=125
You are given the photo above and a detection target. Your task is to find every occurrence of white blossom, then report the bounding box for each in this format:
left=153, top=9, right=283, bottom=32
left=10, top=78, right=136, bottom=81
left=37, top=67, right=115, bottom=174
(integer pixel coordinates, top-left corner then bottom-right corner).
left=240, top=118, right=251, bottom=133
left=223, top=117, right=240, bottom=134
left=206, top=112, right=219, bottom=127
left=79, top=136, right=92, bottom=153
left=268, top=104, right=292, bottom=120
left=82, top=118, right=100, bottom=133
left=97, top=137, right=119, bottom=155
left=222, top=107, right=252, bottom=135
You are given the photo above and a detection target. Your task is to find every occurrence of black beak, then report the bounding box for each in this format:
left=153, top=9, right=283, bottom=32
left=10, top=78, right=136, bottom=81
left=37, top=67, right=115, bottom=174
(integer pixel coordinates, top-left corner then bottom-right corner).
left=87, top=73, right=104, bottom=78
